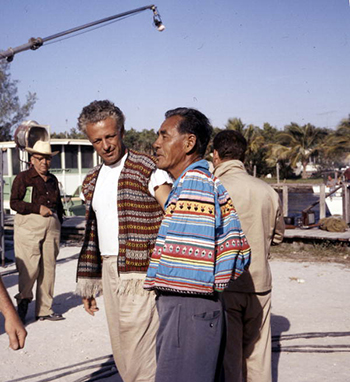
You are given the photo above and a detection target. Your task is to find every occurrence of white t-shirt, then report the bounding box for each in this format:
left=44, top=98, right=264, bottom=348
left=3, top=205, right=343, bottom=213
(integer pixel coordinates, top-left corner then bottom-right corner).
left=92, top=153, right=172, bottom=256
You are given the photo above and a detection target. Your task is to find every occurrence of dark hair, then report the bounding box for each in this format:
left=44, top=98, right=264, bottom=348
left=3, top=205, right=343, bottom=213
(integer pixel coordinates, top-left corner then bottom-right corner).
left=165, top=107, right=213, bottom=156
left=213, top=130, right=247, bottom=162
left=78, top=100, right=125, bottom=133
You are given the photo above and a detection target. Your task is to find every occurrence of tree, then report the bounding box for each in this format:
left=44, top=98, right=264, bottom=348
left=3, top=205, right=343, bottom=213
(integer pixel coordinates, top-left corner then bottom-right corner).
left=0, top=61, right=37, bottom=140
left=124, top=128, right=157, bottom=155
left=225, top=118, right=265, bottom=175
left=225, top=117, right=245, bottom=133
left=258, top=123, right=288, bottom=177
left=261, top=122, right=278, bottom=143
left=137, top=129, right=158, bottom=155
left=324, top=115, right=350, bottom=156
left=268, top=123, right=323, bottom=178
left=51, top=127, right=85, bottom=139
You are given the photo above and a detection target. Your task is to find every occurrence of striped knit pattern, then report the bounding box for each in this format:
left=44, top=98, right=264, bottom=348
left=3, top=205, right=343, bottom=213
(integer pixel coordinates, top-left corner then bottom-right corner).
left=76, top=150, right=163, bottom=296
left=144, top=160, right=251, bottom=295
left=76, top=164, right=102, bottom=285
left=117, top=150, right=164, bottom=272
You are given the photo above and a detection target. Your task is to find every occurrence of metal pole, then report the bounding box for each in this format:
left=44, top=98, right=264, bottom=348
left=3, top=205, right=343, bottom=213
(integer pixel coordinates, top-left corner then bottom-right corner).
left=0, top=5, right=159, bottom=61
left=0, top=149, right=5, bottom=267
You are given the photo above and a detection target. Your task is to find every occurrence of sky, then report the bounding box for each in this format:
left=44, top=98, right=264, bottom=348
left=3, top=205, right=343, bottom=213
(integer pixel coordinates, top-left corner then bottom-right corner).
left=1, top=0, right=350, bottom=134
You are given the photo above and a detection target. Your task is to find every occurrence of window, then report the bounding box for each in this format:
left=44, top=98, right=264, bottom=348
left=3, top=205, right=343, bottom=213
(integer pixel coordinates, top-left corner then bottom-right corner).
left=51, top=145, right=62, bottom=169
left=65, top=145, right=78, bottom=169
left=1, top=149, right=8, bottom=175
left=81, top=146, right=94, bottom=169
left=12, top=148, right=20, bottom=175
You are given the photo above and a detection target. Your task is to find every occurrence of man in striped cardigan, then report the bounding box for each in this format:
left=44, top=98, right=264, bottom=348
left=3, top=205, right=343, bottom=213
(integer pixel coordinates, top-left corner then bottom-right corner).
left=75, top=100, right=172, bottom=382
left=144, top=108, right=251, bottom=382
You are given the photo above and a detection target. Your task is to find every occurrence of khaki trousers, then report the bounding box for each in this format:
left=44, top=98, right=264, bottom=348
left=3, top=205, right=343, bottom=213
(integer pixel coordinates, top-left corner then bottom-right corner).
left=102, top=257, right=158, bottom=382
left=14, top=213, right=61, bottom=317
left=221, top=291, right=272, bottom=382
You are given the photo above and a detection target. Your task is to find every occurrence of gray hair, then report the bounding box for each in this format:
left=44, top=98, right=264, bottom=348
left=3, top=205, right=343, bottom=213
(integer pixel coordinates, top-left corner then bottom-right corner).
left=78, top=100, right=125, bottom=133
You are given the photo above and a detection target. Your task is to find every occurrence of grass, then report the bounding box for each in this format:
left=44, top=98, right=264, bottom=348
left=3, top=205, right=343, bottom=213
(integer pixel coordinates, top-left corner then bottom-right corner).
left=263, top=177, right=324, bottom=185
left=270, top=242, right=350, bottom=266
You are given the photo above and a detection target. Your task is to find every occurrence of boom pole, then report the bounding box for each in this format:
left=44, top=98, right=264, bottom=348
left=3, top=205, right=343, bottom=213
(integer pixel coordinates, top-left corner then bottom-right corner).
left=0, top=5, right=164, bottom=62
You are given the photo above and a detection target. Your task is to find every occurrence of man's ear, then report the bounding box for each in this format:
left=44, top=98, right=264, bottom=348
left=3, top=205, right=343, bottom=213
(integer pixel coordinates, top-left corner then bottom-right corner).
left=184, top=134, right=197, bottom=154
left=212, top=150, right=221, bottom=167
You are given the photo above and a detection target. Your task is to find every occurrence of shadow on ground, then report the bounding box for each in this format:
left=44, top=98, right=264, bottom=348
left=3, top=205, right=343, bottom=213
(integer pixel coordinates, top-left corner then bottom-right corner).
left=0, top=291, right=82, bottom=335
left=6, top=354, right=119, bottom=382
left=271, top=313, right=350, bottom=381
left=271, top=313, right=291, bottom=382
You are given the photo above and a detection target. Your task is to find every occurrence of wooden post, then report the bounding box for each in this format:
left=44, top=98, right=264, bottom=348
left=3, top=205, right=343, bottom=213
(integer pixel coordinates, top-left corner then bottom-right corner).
left=320, top=184, right=326, bottom=219
left=276, top=162, right=280, bottom=184
left=343, top=184, right=350, bottom=224
left=253, top=165, right=256, bottom=178
left=282, top=185, right=288, bottom=217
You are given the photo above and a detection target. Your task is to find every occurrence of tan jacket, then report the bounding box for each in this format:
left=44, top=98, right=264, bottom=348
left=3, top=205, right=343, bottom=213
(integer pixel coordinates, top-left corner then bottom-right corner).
left=213, top=160, right=285, bottom=293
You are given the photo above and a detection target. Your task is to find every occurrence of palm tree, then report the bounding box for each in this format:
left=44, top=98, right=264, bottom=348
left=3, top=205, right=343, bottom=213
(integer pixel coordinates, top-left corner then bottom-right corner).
left=268, top=123, right=323, bottom=178
left=225, top=118, right=265, bottom=170
left=324, top=115, right=350, bottom=157
left=225, top=117, right=245, bottom=134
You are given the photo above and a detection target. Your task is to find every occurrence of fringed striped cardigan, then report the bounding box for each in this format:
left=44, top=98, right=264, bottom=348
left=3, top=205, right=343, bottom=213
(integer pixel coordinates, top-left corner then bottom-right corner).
left=76, top=150, right=164, bottom=297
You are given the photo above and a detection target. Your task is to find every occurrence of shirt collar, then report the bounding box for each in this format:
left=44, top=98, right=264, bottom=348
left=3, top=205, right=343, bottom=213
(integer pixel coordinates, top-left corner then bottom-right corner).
left=27, top=166, right=54, bottom=181
left=28, top=166, right=43, bottom=178
left=102, top=151, right=128, bottom=171
left=164, top=159, right=208, bottom=209
left=172, top=159, right=209, bottom=189
left=213, top=159, right=245, bottom=177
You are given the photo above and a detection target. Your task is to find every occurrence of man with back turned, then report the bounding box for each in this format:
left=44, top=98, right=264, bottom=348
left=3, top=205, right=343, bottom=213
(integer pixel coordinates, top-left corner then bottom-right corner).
left=213, top=129, right=285, bottom=382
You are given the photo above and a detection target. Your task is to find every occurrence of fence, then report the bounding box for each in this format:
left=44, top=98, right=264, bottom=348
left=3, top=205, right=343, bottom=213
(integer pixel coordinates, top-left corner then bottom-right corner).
left=272, top=183, right=350, bottom=226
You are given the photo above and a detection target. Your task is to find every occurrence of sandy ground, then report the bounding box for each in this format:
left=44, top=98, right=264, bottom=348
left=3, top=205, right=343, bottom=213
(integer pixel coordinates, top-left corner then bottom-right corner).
left=1, top=244, right=350, bottom=382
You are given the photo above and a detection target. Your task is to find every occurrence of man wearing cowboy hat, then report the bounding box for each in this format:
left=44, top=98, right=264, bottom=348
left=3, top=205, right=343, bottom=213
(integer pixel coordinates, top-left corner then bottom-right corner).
left=10, top=139, right=65, bottom=323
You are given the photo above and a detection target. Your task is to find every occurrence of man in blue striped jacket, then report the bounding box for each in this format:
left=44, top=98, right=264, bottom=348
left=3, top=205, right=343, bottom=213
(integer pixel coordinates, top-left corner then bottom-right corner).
left=144, top=108, right=251, bottom=382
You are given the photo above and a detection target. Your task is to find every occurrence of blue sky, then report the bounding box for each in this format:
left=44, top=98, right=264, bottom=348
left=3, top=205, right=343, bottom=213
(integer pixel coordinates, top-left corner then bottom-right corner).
left=1, top=0, right=350, bottom=134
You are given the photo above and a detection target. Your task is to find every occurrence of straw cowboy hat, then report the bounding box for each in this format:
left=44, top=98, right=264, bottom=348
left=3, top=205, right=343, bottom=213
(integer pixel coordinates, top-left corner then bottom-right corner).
left=25, top=140, right=59, bottom=156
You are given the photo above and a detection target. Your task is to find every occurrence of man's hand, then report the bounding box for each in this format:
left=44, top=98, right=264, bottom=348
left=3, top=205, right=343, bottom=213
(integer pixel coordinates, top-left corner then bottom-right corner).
left=0, top=277, right=27, bottom=350
left=40, top=205, right=53, bottom=217
left=82, top=297, right=99, bottom=316
left=5, top=312, right=27, bottom=350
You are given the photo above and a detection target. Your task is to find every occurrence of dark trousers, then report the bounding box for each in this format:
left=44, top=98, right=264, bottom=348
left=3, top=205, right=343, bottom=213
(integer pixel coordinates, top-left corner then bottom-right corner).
left=155, top=293, right=224, bottom=382
left=220, top=291, right=272, bottom=382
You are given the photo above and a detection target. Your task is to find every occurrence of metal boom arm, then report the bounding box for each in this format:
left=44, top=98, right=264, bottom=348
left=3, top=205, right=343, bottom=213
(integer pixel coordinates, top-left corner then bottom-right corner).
left=0, top=4, right=164, bottom=62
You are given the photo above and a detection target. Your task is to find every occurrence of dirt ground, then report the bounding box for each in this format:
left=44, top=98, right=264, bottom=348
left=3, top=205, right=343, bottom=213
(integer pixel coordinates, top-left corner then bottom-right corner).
left=1, top=243, right=350, bottom=382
